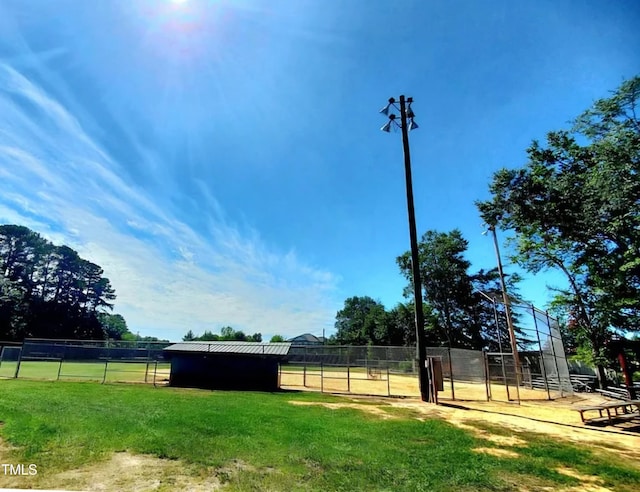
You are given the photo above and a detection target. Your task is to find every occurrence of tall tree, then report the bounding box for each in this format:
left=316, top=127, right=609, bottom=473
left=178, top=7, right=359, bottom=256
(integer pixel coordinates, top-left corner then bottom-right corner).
left=334, top=296, right=388, bottom=345
left=477, top=76, right=640, bottom=385
left=0, top=224, right=119, bottom=340
left=98, top=313, right=129, bottom=340
left=398, top=230, right=481, bottom=348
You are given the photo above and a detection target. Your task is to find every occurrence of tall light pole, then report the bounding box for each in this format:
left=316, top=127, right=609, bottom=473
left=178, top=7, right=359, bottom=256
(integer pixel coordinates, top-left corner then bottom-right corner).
left=380, top=95, right=431, bottom=402
left=487, top=224, right=522, bottom=382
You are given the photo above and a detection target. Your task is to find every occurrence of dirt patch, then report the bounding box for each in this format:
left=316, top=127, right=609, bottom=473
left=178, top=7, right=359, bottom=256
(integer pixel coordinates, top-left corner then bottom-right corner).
left=0, top=452, right=223, bottom=491
left=473, top=447, right=519, bottom=458
left=288, top=400, right=396, bottom=419
left=455, top=422, right=526, bottom=446
left=0, top=437, right=17, bottom=463
left=551, top=468, right=614, bottom=492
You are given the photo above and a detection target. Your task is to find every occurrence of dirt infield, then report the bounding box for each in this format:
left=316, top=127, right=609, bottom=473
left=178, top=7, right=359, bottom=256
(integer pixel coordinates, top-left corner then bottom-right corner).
left=279, top=367, right=565, bottom=401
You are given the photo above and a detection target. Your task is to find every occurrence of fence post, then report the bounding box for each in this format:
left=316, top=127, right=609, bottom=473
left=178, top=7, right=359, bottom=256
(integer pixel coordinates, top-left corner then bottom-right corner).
left=153, top=360, right=158, bottom=387
left=546, top=310, right=563, bottom=397
left=57, top=359, right=63, bottom=381
left=387, top=366, right=391, bottom=397
left=347, top=364, right=350, bottom=393
left=483, top=351, right=491, bottom=402
left=320, top=362, right=324, bottom=393
left=145, top=361, right=150, bottom=384
left=102, top=360, right=108, bottom=384
left=447, top=347, right=455, bottom=400
left=14, top=347, right=23, bottom=379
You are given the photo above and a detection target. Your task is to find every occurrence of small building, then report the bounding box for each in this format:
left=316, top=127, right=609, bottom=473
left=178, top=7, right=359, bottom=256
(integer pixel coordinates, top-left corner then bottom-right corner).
left=163, top=341, right=291, bottom=391
left=287, top=333, right=326, bottom=346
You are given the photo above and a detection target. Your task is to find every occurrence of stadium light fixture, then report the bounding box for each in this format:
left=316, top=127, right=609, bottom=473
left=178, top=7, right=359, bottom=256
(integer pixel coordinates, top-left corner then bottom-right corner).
left=380, top=95, right=432, bottom=403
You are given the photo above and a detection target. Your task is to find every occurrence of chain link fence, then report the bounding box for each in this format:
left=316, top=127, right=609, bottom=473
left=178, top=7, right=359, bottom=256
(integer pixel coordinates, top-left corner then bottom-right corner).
left=5, top=312, right=573, bottom=403
left=0, top=338, right=172, bottom=385
left=280, top=304, right=573, bottom=402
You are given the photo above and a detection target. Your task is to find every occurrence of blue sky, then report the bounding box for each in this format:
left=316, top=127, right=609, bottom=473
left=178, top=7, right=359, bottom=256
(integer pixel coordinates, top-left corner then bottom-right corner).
left=0, top=0, right=638, bottom=341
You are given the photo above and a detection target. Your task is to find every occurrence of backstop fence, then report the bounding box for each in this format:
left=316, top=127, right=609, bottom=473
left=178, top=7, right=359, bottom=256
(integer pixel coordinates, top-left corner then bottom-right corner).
left=279, top=303, right=573, bottom=403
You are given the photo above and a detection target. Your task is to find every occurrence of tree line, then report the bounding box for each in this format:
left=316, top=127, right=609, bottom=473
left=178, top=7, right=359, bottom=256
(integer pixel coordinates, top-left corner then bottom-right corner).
left=182, top=326, right=262, bottom=342
left=0, top=225, right=125, bottom=340
left=332, top=76, right=640, bottom=382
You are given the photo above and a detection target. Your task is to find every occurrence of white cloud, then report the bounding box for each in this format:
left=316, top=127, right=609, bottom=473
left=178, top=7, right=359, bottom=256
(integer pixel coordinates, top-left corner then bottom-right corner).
left=0, top=62, right=340, bottom=341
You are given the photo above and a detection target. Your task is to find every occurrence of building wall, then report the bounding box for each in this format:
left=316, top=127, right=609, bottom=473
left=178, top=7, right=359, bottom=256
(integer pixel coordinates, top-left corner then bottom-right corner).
left=168, top=353, right=279, bottom=391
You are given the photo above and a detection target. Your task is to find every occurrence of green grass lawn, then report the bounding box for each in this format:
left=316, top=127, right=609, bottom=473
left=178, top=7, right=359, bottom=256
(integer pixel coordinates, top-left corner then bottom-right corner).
left=0, top=360, right=170, bottom=382
left=0, top=380, right=638, bottom=491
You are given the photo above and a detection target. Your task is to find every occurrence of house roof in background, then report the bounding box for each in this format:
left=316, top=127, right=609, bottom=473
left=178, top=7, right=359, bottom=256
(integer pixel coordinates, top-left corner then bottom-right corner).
left=288, top=333, right=325, bottom=343
left=164, top=341, right=291, bottom=356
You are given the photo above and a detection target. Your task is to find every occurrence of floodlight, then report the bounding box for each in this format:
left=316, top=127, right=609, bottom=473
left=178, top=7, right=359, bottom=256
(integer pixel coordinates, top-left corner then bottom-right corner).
left=380, top=120, right=392, bottom=132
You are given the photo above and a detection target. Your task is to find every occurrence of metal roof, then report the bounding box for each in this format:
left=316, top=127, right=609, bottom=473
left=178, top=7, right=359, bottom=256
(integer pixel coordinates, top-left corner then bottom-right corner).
left=164, top=341, right=291, bottom=357
left=288, top=333, right=321, bottom=343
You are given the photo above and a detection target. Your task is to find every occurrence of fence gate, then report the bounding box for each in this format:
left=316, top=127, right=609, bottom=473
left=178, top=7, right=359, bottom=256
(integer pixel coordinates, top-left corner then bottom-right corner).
left=0, top=346, right=22, bottom=378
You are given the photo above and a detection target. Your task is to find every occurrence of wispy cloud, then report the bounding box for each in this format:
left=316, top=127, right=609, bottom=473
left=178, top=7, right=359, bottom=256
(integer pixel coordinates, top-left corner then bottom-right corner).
left=0, top=62, right=340, bottom=340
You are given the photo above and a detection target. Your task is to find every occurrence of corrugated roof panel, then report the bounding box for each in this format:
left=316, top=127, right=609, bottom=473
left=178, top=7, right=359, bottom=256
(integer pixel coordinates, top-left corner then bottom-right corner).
left=164, top=342, right=291, bottom=356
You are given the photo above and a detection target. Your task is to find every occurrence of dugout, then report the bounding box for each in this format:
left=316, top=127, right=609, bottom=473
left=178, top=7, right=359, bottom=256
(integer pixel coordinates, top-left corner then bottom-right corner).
left=163, top=342, right=291, bottom=391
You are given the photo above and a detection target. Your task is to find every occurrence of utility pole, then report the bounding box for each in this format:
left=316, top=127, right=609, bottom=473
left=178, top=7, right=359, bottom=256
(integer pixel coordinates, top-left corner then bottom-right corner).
left=380, top=96, right=431, bottom=402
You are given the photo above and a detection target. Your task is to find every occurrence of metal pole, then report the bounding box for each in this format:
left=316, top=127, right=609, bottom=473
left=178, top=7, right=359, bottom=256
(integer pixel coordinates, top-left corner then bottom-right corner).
left=532, top=306, right=551, bottom=400
left=545, top=310, right=563, bottom=397
left=14, top=347, right=23, bottom=379
left=447, top=347, right=455, bottom=400
left=399, top=95, right=430, bottom=403
left=491, top=301, right=511, bottom=401
left=489, top=225, right=522, bottom=383
left=483, top=352, right=491, bottom=401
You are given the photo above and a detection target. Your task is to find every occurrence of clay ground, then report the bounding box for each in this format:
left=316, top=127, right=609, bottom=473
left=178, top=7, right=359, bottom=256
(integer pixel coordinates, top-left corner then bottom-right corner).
left=279, top=366, right=569, bottom=401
